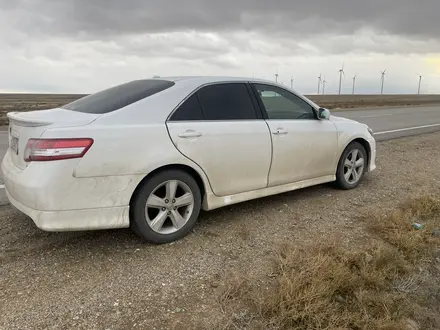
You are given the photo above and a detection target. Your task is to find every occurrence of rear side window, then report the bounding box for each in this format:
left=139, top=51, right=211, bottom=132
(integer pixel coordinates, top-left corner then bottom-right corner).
left=169, top=94, right=204, bottom=121
left=62, top=79, right=175, bottom=114
left=197, top=83, right=258, bottom=120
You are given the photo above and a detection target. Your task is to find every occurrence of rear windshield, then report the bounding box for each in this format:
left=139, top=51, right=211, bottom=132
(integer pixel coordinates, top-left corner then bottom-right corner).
left=62, top=79, right=175, bottom=114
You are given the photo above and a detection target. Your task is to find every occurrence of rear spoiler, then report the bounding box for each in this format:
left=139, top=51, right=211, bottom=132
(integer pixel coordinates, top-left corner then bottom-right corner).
left=7, top=112, right=52, bottom=127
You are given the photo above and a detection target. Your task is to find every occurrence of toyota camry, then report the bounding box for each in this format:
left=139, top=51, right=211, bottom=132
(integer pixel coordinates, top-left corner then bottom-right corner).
left=2, top=76, right=376, bottom=244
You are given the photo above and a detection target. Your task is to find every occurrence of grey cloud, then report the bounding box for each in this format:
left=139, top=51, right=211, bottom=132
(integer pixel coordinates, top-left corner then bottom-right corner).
left=203, top=56, right=242, bottom=70
left=2, top=0, right=440, bottom=40
left=113, top=33, right=232, bottom=60
left=1, top=0, right=439, bottom=95
left=293, top=33, right=440, bottom=55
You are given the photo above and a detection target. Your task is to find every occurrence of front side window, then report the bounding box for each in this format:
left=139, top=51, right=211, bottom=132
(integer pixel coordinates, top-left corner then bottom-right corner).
left=196, top=83, right=258, bottom=120
left=253, top=84, right=316, bottom=120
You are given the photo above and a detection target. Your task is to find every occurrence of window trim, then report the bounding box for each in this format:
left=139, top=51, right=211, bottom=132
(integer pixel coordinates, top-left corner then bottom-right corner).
left=245, top=83, right=265, bottom=120
left=167, top=81, right=264, bottom=122
left=249, top=83, right=319, bottom=121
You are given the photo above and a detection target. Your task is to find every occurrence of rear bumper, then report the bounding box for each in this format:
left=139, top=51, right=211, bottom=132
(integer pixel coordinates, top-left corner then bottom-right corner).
left=6, top=188, right=129, bottom=231
left=2, top=150, right=136, bottom=231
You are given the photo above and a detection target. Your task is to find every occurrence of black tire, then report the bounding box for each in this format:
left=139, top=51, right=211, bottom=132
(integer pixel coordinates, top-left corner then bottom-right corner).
left=130, top=169, right=202, bottom=244
left=335, top=141, right=367, bottom=190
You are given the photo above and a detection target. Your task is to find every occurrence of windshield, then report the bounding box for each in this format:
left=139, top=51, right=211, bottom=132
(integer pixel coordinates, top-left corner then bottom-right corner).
left=61, top=79, right=175, bottom=114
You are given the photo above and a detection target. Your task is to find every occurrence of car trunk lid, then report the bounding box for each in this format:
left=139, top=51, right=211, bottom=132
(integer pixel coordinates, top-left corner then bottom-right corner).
left=7, top=108, right=100, bottom=169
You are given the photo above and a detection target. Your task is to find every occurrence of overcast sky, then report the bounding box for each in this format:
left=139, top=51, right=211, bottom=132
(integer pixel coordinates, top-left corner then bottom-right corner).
left=1, top=0, right=440, bottom=94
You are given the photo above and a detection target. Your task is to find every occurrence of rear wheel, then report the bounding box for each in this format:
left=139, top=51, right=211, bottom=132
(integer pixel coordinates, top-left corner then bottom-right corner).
left=335, top=142, right=367, bottom=190
left=130, top=169, right=201, bottom=244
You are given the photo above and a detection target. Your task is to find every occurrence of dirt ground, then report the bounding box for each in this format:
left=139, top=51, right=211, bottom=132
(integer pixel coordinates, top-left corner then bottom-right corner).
left=1, top=132, right=440, bottom=329
left=1, top=93, right=440, bottom=125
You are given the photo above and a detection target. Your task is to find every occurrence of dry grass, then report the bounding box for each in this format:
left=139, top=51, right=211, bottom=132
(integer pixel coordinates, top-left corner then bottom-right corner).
left=218, top=196, right=440, bottom=330
left=0, top=93, right=85, bottom=125
left=368, top=196, right=440, bottom=263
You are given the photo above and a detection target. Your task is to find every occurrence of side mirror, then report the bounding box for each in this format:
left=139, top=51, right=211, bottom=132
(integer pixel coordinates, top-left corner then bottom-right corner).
left=318, top=108, right=330, bottom=120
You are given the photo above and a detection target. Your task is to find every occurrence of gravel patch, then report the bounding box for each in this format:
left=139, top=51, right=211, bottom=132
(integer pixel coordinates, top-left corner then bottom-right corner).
left=1, top=132, right=440, bottom=329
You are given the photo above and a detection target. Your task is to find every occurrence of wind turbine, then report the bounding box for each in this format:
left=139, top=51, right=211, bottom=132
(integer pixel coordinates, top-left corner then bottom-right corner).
left=322, top=77, right=327, bottom=95
left=290, top=76, right=294, bottom=89
left=417, top=74, right=422, bottom=95
left=380, top=70, right=386, bottom=95
left=338, top=64, right=345, bottom=95
left=275, top=72, right=279, bottom=83
left=352, top=74, right=357, bottom=94
left=317, top=73, right=322, bottom=95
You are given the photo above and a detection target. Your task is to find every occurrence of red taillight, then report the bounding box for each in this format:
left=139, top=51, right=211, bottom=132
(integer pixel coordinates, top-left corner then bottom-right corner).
left=24, top=138, right=94, bottom=162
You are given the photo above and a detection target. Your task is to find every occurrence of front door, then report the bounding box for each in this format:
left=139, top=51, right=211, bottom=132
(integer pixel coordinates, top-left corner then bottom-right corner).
left=252, top=83, right=338, bottom=187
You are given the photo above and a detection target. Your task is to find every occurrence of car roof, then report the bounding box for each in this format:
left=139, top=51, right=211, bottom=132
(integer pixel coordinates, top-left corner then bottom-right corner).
left=156, top=76, right=277, bottom=85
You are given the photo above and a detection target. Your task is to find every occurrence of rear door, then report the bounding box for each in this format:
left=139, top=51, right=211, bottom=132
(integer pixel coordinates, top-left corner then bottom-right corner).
left=251, top=83, right=338, bottom=187
left=166, top=82, right=272, bottom=197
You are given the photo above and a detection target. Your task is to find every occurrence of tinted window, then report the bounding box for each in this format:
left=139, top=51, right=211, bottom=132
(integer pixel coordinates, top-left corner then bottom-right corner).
left=253, top=84, right=315, bottom=120
left=197, top=83, right=257, bottom=120
left=62, top=79, right=175, bottom=114
left=169, top=94, right=204, bottom=121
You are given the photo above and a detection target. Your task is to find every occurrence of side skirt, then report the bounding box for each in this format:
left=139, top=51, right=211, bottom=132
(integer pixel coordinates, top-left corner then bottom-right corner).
left=202, top=175, right=336, bottom=211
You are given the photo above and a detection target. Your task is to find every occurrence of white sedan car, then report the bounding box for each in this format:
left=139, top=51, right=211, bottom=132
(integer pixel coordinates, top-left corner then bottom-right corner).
left=2, top=77, right=376, bottom=244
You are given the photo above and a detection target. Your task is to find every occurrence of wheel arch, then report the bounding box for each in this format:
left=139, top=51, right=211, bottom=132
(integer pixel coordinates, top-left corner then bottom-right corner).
left=338, top=137, right=371, bottom=171
left=129, top=163, right=207, bottom=208
left=352, top=138, right=371, bottom=170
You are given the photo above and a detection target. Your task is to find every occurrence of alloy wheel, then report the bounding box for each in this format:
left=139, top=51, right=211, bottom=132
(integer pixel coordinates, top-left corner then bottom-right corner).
left=343, top=149, right=365, bottom=184
left=145, top=180, right=195, bottom=234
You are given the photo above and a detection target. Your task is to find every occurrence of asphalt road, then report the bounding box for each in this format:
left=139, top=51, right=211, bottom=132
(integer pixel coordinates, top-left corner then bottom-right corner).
left=0, top=104, right=439, bottom=204
left=333, top=105, right=440, bottom=141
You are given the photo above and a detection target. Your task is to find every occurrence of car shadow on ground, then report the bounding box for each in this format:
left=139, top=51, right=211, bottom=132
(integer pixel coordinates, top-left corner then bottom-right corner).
left=2, top=176, right=374, bottom=261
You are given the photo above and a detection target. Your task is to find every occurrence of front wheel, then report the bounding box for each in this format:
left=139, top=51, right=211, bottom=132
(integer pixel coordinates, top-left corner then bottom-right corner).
left=130, top=169, right=202, bottom=244
left=335, top=142, right=367, bottom=190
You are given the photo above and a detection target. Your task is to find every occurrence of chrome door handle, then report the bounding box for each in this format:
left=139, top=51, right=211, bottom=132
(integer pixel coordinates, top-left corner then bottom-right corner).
left=178, top=130, right=202, bottom=138
left=272, top=128, right=288, bottom=135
